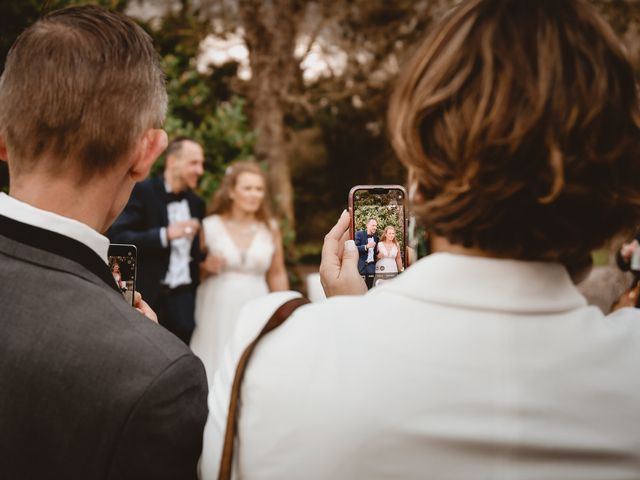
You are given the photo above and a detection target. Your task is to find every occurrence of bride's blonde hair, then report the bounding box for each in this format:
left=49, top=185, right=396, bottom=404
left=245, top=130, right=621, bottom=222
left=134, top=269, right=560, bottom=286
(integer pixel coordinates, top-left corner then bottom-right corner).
left=207, top=161, right=274, bottom=228
left=380, top=226, right=400, bottom=247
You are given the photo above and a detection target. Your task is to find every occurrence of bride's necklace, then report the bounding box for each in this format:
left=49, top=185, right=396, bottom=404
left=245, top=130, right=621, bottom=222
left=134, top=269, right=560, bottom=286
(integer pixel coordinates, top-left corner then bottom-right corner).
left=224, top=218, right=259, bottom=265
left=225, top=219, right=259, bottom=235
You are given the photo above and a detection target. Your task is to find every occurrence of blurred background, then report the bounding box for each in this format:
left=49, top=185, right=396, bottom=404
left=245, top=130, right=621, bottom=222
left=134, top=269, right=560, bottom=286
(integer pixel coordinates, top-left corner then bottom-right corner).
left=2, top=0, right=639, bottom=287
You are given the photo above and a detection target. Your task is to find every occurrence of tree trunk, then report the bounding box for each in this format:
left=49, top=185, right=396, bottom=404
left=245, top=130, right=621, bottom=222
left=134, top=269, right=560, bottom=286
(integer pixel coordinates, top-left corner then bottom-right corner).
left=239, top=0, right=303, bottom=229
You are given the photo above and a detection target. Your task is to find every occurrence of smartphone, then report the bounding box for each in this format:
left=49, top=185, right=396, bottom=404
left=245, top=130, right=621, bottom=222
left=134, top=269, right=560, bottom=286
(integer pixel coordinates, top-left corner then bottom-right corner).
left=108, top=244, right=137, bottom=306
left=349, top=185, right=408, bottom=289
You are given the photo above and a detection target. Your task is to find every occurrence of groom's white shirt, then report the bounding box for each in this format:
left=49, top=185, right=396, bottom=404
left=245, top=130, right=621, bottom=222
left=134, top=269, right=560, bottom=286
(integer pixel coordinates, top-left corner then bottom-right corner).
left=0, top=192, right=109, bottom=263
left=201, top=253, right=640, bottom=480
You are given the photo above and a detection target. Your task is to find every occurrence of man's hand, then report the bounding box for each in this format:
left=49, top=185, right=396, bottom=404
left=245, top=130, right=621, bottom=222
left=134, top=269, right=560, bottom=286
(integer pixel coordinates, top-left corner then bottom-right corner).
left=167, top=219, right=200, bottom=241
left=367, top=240, right=376, bottom=249
left=320, top=210, right=367, bottom=297
left=202, top=254, right=224, bottom=275
left=133, top=292, right=158, bottom=323
left=621, top=239, right=639, bottom=263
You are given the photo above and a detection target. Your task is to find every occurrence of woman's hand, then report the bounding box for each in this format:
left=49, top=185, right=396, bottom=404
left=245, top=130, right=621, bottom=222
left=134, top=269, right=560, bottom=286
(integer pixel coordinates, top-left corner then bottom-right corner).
left=320, top=210, right=367, bottom=297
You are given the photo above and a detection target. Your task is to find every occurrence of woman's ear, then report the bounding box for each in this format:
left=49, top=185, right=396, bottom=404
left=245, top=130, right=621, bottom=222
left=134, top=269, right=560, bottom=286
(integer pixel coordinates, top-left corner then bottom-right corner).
left=130, top=129, right=168, bottom=181
left=0, top=135, right=8, bottom=161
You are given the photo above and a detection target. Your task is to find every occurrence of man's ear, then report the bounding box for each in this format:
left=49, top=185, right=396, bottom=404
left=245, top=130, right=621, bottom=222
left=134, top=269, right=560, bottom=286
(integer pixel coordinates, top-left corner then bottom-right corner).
left=130, top=129, right=168, bottom=181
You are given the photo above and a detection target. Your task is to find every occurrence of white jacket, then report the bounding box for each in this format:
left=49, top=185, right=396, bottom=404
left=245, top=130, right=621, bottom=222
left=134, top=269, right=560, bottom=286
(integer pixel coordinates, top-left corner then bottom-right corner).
left=201, top=253, right=640, bottom=479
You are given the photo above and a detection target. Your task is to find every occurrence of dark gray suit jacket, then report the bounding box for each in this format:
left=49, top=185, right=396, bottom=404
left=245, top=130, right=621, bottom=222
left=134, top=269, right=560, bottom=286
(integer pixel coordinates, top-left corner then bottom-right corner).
left=0, top=215, right=208, bottom=479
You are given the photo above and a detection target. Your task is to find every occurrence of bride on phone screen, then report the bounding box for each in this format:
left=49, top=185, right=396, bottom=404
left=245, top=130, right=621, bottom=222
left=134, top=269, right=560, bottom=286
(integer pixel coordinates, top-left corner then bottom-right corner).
left=375, top=226, right=404, bottom=277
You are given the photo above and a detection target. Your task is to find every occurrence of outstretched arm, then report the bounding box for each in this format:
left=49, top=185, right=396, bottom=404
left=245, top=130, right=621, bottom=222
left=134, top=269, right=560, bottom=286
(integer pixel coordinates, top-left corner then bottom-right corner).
left=267, top=228, right=289, bottom=291
left=354, top=230, right=368, bottom=254
left=395, top=247, right=404, bottom=272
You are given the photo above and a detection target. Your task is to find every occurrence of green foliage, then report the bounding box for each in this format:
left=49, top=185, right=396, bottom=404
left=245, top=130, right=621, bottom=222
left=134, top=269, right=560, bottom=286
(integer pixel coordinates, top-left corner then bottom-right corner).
left=355, top=205, right=404, bottom=247
left=153, top=8, right=256, bottom=204
left=157, top=94, right=256, bottom=203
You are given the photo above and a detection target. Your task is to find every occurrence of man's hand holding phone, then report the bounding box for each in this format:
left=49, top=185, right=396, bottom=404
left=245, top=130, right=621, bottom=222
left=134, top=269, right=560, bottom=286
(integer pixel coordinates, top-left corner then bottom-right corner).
left=320, top=210, right=367, bottom=297
left=133, top=292, right=158, bottom=323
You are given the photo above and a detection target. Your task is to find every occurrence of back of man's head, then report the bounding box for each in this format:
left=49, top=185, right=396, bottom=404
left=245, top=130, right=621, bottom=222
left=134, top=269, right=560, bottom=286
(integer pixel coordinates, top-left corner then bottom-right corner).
left=0, top=5, right=167, bottom=180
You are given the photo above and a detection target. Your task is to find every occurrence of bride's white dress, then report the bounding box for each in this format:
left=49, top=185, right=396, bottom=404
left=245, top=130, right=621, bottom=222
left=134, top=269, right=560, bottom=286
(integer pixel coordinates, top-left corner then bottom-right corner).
left=375, top=242, right=398, bottom=274
left=190, top=214, right=274, bottom=386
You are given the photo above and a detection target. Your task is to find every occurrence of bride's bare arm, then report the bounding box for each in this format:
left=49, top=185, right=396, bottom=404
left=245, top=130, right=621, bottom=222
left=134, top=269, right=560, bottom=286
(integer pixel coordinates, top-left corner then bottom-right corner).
left=267, top=228, right=289, bottom=291
left=200, top=254, right=224, bottom=280
left=396, top=247, right=404, bottom=272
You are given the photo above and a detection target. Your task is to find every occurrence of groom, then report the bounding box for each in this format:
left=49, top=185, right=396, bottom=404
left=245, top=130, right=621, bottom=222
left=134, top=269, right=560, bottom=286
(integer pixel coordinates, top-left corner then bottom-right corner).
left=355, top=218, right=379, bottom=288
left=109, top=136, right=206, bottom=344
left=0, top=6, right=207, bottom=478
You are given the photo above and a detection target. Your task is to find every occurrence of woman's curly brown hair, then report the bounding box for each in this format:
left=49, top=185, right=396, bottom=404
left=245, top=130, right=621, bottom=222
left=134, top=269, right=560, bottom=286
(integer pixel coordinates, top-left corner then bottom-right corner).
left=389, top=0, right=640, bottom=262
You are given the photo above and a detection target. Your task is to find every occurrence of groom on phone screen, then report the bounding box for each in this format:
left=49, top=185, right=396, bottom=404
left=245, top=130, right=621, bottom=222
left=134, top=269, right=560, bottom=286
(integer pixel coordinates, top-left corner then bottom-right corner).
left=355, top=218, right=379, bottom=289
left=109, top=137, right=206, bottom=344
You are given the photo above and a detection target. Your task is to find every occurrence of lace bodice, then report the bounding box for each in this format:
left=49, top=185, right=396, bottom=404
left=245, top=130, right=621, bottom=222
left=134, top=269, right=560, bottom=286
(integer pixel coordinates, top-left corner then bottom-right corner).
left=378, top=242, right=397, bottom=259
left=201, top=215, right=274, bottom=275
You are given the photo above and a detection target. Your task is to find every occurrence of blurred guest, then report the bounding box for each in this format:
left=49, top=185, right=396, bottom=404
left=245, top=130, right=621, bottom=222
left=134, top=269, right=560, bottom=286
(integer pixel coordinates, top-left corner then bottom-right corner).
left=201, top=1, right=640, bottom=478
left=616, top=234, right=640, bottom=273
left=0, top=6, right=207, bottom=479
left=190, top=161, right=288, bottom=385
left=109, top=137, right=205, bottom=344
left=613, top=233, right=640, bottom=308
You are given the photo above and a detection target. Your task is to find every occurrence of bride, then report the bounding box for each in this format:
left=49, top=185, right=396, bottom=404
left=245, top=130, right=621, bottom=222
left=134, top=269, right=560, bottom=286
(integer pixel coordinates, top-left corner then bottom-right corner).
left=189, top=161, right=288, bottom=385
left=375, top=226, right=404, bottom=281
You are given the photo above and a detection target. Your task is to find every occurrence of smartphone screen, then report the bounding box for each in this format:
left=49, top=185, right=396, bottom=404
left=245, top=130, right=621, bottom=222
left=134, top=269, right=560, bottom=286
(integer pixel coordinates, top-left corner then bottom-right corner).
left=350, top=185, right=407, bottom=289
left=108, top=244, right=137, bottom=306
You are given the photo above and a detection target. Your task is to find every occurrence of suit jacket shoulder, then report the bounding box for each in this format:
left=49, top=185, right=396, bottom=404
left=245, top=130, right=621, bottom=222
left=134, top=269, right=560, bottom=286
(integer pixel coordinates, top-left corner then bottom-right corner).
left=0, top=235, right=208, bottom=479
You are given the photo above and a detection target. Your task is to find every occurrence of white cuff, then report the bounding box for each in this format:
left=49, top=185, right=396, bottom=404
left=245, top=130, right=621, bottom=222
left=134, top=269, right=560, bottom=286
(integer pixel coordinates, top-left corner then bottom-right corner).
left=160, top=227, right=168, bottom=248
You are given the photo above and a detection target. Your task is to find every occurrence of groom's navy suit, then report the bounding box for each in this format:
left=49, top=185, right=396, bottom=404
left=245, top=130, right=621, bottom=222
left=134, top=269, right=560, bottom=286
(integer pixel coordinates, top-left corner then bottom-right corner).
left=355, top=229, right=379, bottom=277
left=109, top=175, right=205, bottom=343
left=109, top=175, right=205, bottom=306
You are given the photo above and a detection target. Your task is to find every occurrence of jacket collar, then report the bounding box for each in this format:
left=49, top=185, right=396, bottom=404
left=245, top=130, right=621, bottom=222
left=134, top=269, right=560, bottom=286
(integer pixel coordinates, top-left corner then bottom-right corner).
left=381, top=252, right=587, bottom=313
left=0, top=214, right=121, bottom=295
left=0, top=192, right=109, bottom=263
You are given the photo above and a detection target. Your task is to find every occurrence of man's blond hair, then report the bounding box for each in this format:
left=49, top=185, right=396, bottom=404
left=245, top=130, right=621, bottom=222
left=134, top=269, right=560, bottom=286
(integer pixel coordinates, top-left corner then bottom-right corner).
left=0, top=5, right=167, bottom=179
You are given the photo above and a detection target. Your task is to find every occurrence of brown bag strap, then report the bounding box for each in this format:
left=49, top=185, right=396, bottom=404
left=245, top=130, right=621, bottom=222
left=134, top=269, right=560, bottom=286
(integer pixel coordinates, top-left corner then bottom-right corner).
left=218, top=296, right=310, bottom=480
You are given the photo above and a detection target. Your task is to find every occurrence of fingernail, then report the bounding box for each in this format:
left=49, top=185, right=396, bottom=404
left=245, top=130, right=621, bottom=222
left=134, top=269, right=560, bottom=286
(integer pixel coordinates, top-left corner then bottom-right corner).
left=345, top=239, right=356, bottom=251
left=341, top=209, right=348, bottom=217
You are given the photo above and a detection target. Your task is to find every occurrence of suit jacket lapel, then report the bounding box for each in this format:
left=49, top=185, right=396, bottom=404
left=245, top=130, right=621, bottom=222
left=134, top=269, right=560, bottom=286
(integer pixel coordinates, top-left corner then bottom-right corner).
left=151, top=176, right=170, bottom=226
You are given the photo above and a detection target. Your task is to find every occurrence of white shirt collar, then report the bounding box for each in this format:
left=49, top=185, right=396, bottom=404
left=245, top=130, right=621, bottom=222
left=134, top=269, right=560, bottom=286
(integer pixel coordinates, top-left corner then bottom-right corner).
left=380, top=252, right=587, bottom=313
left=0, top=192, right=109, bottom=264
